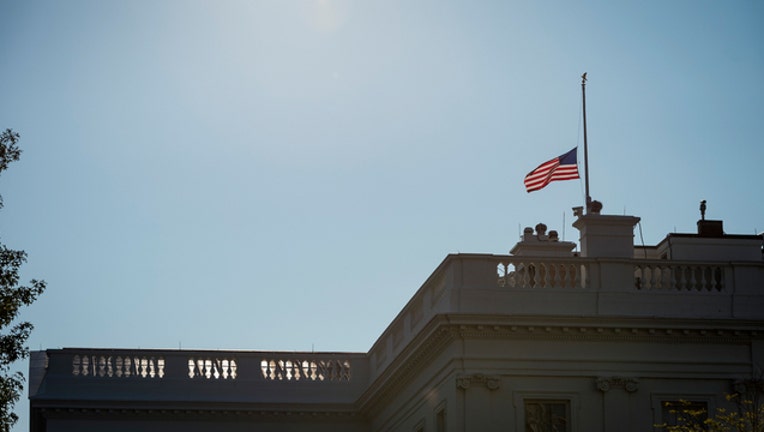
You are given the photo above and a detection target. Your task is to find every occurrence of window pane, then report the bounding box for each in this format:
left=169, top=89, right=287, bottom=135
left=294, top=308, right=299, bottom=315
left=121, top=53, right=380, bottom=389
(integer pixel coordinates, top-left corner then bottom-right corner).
left=436, top=408, right=446, bottom=432
left=524, top=399, right=570, bottom=432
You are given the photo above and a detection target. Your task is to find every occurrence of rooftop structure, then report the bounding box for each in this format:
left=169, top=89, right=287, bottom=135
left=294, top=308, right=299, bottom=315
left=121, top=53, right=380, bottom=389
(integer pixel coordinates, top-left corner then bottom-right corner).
left=29, top=207, right=764, bottom=432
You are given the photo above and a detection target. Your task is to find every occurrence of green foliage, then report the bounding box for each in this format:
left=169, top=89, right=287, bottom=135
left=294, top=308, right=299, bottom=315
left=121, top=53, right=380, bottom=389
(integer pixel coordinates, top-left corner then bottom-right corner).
left=0, top=129, right=46, bottom=432
left=0, top=129, right=21, bottom=212
left=655, top=382, right=764, bottom=432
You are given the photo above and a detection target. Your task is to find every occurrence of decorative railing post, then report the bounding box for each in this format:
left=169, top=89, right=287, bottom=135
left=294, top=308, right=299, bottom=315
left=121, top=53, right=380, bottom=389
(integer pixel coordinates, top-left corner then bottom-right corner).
left=633, top=261, right=726, bottom=291
left=496, top=257, right=590, bottom=289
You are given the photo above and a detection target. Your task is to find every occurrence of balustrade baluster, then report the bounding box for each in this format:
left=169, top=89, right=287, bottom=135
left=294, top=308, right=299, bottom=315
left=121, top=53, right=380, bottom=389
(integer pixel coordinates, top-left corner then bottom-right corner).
left=690, top=266, right=699, bottom=291
left=536, top=263, right=543, bottom=288
left=700, top=267, right=710, bottom=291
left=643, top=266, right=652, bottom=290
left=716, top=267, right=724, bottom=291
left=82, top=356, right=90, bottom=376
left=673, top=267, right=683, bottom=290
left=641, top=265, right=649, bottom=290
left=660, top=265, right=669, bottom=290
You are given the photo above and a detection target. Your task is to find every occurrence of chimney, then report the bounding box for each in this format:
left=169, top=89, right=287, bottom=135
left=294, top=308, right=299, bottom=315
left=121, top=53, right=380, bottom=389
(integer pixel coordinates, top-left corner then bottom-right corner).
left=697, top=219, right=724, bottom=237
left=572, top=214, right=640, bottom=258
left=510, top=223, right=576, bottom=257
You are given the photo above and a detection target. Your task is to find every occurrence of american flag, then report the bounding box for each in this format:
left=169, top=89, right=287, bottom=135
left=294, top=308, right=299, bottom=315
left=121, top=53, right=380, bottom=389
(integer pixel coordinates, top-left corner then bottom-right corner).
left=524, top=147, right=580, bottom=192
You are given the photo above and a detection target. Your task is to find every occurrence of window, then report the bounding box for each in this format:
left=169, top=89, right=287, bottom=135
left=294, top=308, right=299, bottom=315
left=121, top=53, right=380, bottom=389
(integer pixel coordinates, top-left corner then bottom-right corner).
left=524, top=399, right=570, bottom=432
left=435, top=404, right=446, bottom=432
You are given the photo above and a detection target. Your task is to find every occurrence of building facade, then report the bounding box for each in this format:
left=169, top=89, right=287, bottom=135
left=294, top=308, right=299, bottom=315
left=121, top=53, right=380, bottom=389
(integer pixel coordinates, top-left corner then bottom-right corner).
left=29, top=210, right=764, bottom=431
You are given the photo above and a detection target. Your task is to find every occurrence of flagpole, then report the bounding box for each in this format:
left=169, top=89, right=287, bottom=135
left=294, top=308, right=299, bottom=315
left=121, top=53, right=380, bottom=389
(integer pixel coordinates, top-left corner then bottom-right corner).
left=581, top=72, right=591, bottom=213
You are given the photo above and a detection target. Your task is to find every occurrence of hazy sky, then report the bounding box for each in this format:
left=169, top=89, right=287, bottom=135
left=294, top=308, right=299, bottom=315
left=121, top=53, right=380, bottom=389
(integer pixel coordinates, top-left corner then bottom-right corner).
left=1, top=1, right=763, bottom=429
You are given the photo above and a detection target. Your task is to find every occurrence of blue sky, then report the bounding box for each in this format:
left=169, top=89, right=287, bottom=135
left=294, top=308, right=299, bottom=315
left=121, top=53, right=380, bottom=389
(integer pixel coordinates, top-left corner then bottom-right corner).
left=1, top=1, right=763, bottom=429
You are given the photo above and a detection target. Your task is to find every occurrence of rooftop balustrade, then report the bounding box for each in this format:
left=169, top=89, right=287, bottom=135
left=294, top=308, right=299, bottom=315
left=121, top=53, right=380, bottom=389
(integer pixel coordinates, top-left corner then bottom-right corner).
left=31, top=348, right=369, bottom=406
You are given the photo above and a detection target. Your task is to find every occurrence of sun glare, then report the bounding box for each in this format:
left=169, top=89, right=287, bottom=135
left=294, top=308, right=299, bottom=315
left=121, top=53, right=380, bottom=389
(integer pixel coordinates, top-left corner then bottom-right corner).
left=302, top=0, right=350, bottom=33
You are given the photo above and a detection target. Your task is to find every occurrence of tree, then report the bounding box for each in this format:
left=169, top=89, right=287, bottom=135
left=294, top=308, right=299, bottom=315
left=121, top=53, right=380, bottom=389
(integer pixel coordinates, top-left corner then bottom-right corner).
left=656, top=380, right=764, bottom=432
left=0, top=129, right=46, bottom=432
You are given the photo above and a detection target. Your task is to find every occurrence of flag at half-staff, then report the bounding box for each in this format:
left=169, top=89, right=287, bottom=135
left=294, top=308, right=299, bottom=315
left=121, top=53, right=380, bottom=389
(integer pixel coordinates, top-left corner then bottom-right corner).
left=523, top=147, right=580, bottom=193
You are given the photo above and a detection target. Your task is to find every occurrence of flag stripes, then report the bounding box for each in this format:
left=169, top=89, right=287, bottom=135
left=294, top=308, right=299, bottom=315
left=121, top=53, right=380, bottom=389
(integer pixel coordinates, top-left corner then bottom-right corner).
left=524, top=147, right=580, bottom=192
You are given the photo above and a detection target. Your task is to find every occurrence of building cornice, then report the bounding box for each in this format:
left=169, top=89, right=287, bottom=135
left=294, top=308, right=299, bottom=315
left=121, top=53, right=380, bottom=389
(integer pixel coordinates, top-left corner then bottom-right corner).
left=449, top=314, right=764, bottom=343
left=357, top=313, right=764, bottom=416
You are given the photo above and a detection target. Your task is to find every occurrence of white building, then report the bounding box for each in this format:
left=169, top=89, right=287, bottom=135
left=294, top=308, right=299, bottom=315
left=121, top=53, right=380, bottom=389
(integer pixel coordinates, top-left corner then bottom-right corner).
left=29, top=208, right=764, bottom=431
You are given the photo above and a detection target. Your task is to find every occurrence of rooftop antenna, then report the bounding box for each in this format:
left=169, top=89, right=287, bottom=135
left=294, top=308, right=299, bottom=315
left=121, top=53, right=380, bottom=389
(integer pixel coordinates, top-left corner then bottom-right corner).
left=562, top=211, right=566, bottom=241
left=581, top=72, right=592, bottom=213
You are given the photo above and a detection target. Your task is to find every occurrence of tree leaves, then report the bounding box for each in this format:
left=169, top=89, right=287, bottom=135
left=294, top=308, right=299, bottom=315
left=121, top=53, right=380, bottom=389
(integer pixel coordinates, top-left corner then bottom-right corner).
left=656, top=389, right=764, bottom=432
left=0, top=129, right=46, bottom=432
left=0, top=129, right=21, bottom=178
